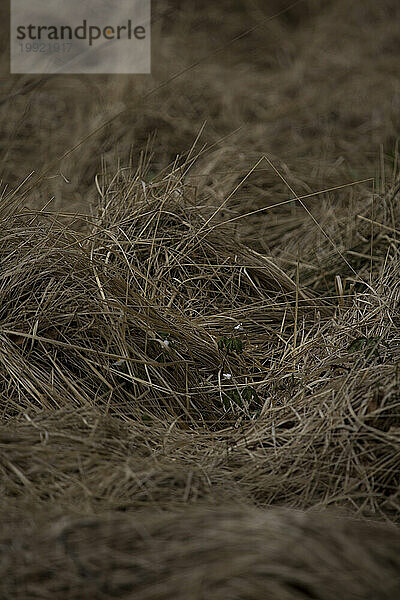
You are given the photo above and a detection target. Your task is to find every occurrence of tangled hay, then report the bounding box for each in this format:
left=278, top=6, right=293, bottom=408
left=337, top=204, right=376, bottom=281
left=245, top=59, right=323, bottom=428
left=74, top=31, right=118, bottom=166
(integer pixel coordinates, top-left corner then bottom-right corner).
left=0, top=165, right=324, bottom=427
left=1, top=163, right=400, bottom=518
left=2, top=1, right=400, bottom=596
left=1, top=156, right=400, bottom=597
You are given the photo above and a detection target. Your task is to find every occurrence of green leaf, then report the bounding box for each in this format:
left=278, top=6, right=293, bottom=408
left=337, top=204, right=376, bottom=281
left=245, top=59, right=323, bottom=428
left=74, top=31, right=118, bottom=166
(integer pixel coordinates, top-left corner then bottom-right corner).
left=218, top=336, right=243, bottom=354
left=347, top=336, right=381, bottom=362
left=348, top=337, right=368, bottom=352
left=221, top=386, right=259, bottom=412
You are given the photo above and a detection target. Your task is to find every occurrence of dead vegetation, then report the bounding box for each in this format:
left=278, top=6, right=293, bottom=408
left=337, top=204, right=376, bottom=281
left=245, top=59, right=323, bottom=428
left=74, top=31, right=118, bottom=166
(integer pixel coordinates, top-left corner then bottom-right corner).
left=1, top=0, right=400, bottom=597
left=2, top=501, right=400, bottom=600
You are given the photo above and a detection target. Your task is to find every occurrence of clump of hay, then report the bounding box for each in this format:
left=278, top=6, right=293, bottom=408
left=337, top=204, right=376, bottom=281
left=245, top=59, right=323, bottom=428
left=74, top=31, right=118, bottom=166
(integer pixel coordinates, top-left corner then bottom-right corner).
left=1, top=164, right=400, bottom=520
left=1, top=162, right=400, bottom=599
left=0, top=166, right=322, bottom=428
left=1, top=501, right=399, bottom=599
left=2, top=1, right=400, bottom=595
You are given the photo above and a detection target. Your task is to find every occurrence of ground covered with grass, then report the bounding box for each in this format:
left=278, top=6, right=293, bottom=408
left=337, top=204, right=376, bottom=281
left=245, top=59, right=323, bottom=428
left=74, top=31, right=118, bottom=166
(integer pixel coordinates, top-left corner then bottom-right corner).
left=1, top=1, right=400, bottom=598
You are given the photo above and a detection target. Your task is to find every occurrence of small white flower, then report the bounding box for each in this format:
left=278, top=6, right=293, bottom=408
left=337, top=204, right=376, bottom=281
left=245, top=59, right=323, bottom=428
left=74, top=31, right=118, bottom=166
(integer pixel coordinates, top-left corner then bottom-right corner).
left=158, top=339, right=170, bottom=349
left=113, top=359, right=126, bottom=367
left=223, top=373, right=232, bottom=380
left=234, top=323, right=243, bottom=331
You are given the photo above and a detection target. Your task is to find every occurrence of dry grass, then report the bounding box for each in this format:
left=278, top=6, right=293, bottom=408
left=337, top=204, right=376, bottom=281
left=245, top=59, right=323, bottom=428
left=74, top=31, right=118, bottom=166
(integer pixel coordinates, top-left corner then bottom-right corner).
left=2, top=501, right=400, bottom=599
left=1, top=0, right=400, bottom=597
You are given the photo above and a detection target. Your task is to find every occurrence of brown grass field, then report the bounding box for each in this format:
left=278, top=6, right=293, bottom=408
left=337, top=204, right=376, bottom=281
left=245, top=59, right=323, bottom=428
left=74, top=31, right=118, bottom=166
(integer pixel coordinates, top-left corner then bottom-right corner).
left=1, top=1, right=400, bottom=597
